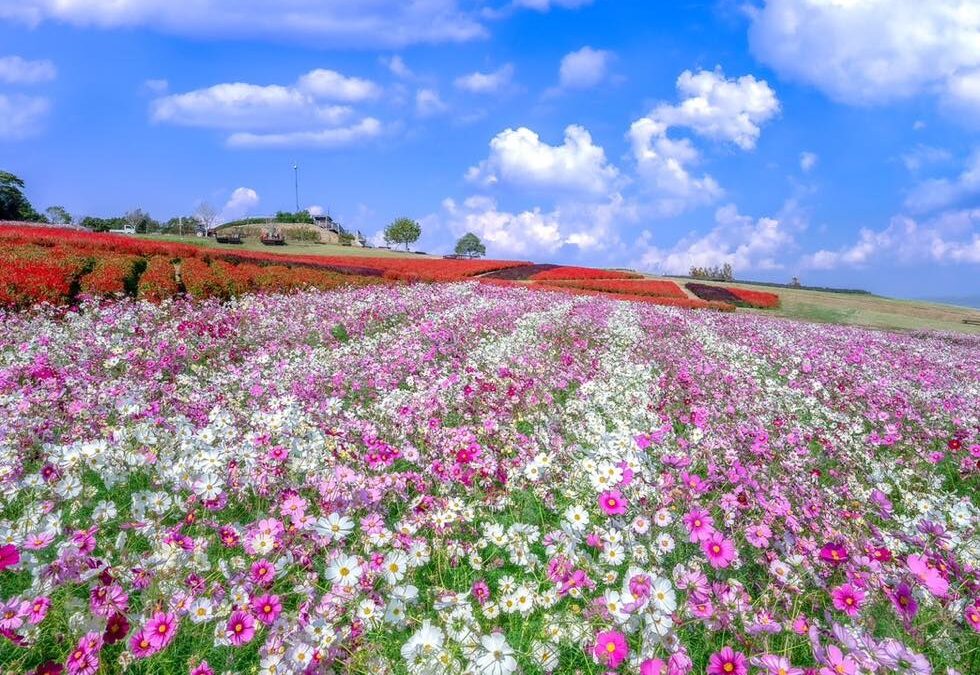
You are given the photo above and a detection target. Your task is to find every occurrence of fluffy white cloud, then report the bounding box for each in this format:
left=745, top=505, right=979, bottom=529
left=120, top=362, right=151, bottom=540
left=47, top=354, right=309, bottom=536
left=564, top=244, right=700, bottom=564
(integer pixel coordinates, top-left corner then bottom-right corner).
left=513, top=0, right=594, bottom=10
left=635, top=203, right=795, bottom=274
left=219, top=187, right=259, bottom=223
left=467, top=125, right=619, bottom=195
left=454, top=64, right=515, bottom=94
left=628, top=68, right=778, bottom=215
left=901, top=144, right=952, bottom=172
left=558, top=47, right=613, bottom=89
left=383, top=56, right=414, bottom=80
left=1, top=1, right=487, bottom=47
left=226, top=118, right=383, bottom=149
left=415, top=88, right=448, bottom=116
left=151, top=82, right=353, bottom=130
left=296, top=69, right=381, bottom=102
left=800, top=151, right=818, bottom=172
left=748, top=0, right=980, bottom=115
left=904, top=151, right=980, bottom=212
left=0, top=94, right=50, bottom=139
left=0, top=55, right=56, bottom=84
left=802, top=210, right=980, bottom=268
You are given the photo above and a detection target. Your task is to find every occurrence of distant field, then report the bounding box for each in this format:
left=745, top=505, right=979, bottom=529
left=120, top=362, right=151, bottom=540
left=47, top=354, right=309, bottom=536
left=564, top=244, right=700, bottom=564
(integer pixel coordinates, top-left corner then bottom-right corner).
left=669, top=276, right=980, bottom=334
left=136, top=233, right=435, bottom=259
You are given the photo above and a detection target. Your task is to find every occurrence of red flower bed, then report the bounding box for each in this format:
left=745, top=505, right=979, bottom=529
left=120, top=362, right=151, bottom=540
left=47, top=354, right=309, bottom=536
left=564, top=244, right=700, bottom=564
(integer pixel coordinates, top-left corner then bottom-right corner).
left=78, top=254, right=140, bottom=296
left=727, top=287, right=781, bottom=309
left=0, top=259, right=77, bottom=307
left=531, top=266, right=640, bottom=281
left=542, top=279, right=687, bottom=298
left=138, top=257, right=180, bottom=302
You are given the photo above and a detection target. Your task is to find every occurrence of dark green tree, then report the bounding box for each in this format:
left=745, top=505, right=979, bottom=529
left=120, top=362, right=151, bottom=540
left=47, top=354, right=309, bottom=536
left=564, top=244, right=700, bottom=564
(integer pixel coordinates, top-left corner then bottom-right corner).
left=0, top=171, right=45, bottom=222
left=454, top=232, right=486, bottom=258
left=384, top=217, right=422, bottom=251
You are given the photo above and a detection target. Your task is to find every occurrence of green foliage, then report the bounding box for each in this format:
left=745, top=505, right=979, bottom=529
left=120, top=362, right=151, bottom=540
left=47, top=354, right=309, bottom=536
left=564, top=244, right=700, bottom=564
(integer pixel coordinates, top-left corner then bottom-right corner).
left=384, top=217, right=422, bottom=251
left=0, top=170, right=45, bottom=222
left=275, top=210, right=315, bottom=224
left=454, top=232, right=486, bottom=258
left=45, top=205, right=72, bottom=225
left=80, top=216, right=127, bottom=232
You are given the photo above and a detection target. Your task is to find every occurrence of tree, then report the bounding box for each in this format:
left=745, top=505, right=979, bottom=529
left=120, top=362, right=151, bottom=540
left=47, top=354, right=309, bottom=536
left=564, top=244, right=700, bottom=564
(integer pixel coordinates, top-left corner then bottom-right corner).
left=45, top=206, right=72, bottom=225
left=384, top=217, right=421, bottom=251
left=0, top=171, right=44, bottom=222
left=195, top=202, right=218, bottom=234
left=454, top=232, right=486, bottom=258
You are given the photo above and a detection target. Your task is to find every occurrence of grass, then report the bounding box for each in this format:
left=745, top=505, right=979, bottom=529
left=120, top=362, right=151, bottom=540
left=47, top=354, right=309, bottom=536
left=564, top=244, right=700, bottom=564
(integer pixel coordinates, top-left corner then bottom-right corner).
left=135, top=233, right=436, bottom=259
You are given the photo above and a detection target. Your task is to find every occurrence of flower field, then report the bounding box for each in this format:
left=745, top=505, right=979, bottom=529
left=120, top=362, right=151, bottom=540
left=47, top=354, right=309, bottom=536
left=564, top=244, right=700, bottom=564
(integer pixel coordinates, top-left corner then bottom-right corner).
left=0, top=282, right=977, bottom=675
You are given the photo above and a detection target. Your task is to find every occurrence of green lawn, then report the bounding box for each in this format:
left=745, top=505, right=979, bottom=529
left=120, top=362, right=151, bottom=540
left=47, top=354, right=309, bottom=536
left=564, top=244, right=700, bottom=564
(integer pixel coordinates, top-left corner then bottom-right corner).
left=136, top=233, right=437, bottom=259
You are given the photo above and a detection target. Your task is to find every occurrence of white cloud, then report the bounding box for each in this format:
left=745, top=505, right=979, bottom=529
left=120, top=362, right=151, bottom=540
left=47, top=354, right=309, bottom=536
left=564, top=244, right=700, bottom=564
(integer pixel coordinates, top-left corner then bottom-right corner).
left=296, top=69, right=381, bottom=102
left=415, top=88, right=448, bottom=116
left=802, top=210, right=980, bottom=269
left=0, top=94, right=50, bottom=140
left=628, top=67, right=779, bottom=215
left=467, top=125, right=619, bottom=195
left=142, top=78, right=169, bottom=94
left=512, top=0, right=594, bottom=10
left=383, top=56, right=413, bottom=80
left=748, top=0, right=980, bottom=115
left=800, top=151, right=818, bottom=172
left=219, top=187, right=259, bottom=223
left=901, top=144, right=952, bottom=172
left=454, top=64, right=515, bottom=94
left=2, top=1, right=488, bottom=48
left=904, top=151, right=980, bottom=213
left=558, top=46, right=613, bottom=89
left=226, top=118, right=383, bottom=149
left=635, top=203, right=795, bottom=274
left=0, top=55, right=56, bottom=84
left=151, top=82, right=353, bottom=130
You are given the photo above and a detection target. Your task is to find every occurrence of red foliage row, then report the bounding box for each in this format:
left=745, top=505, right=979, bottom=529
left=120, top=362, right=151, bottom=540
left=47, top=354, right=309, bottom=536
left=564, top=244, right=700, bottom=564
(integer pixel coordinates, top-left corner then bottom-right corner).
left=727, top=287, right=781, bottom=309
left=78, top=254, right=140, bottom=296
left=138, top=257, right=181, bottom=302
left=541, top=278, right=687, bottom=298
left=530, top=266, right=641, bottom=281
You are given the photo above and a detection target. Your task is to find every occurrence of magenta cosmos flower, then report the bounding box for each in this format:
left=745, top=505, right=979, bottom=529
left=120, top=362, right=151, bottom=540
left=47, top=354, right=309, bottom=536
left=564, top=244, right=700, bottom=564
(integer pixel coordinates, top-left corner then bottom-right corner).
left=889, top=582, right=918, bottom=621
left=129, top=629, right=158, bottom=658
left=640, top=658, right=667, bottom=675
left=0, top=544, right=19, bottom=571
left=754, top=654, right=803, bottom=675
left=144, top=611, right=178, bottom=649
left=592, top=630, right=628, bottom=668
left=250, top=594, right=282, bottom=626
left=819, top=542, right=849, bottom=565
left=702, top=532, right=736, bottom=569
left=907, top=554, right=948, bottom=597
left=964, top=601, right=980, bottom=632
left=598, top=490, right=628, bottom=516
left=682, top=509, right=715, bottom=543
left=819, top=646, right=857, bottom=675
left=226, top=610, right=256, bottom=646
left=707, top=647, right=748, bottom=675
left=831, top=583, right=866, bottom=617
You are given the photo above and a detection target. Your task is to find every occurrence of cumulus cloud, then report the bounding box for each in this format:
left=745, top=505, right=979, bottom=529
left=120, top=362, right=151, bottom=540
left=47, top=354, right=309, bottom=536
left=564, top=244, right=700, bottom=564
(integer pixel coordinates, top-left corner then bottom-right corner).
left=558, top=46, right=613, bottom=90
left=628, top=68, right=779, bottom=215
left=467, top=125, right=619, bottom=195
left=512, top=0, right=594, bottom=10
left=296, top=69, right=381, bottom=102
left=226, top=118, right=383, bottom=149
left=383, top=56, right=414, bottom=80
left=904, top=151, right=980, bottom=213
left=1, top=1, right=488, bottom=48
left=900, top=144, right=952, bottom=172
left=219, top=187, right=259, bottom=223
left=748, top=0, right=980, bottom=116
left=0, top=94, right=50, bottom=140
left=802, top=209, right=980, bottom=269
left=800, top=151, right=818, bottom=172
left=0, top=55, right=56, bottom=84
left=415, top=88, right=448, bottom=116
left=454, top=64, right=515, bottom=94
left=635, top=203, right=795, bottom=274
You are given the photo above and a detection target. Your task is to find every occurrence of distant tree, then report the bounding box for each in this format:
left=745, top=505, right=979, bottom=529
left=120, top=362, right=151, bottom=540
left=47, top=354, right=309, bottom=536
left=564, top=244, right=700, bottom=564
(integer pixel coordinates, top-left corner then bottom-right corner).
left=163, top=216, right=197, bottom=236
left=45, top=205, right=72, bottom=225
left=195, top=202, right=218, bottom=234
left=80, top=216, right=126, bottom=232
left=274, top=210, right=314, bottom=224
left=384, top=217, right=422, bottom=251
left=454, top=232, right=486, bottom=258
left=0, top=171, right=45, bottom=222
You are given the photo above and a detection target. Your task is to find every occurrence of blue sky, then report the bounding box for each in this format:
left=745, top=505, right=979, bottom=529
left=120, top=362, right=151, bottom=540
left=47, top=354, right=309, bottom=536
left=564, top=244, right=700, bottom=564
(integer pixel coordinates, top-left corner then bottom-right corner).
left=1, top=1, right=979, bottom=299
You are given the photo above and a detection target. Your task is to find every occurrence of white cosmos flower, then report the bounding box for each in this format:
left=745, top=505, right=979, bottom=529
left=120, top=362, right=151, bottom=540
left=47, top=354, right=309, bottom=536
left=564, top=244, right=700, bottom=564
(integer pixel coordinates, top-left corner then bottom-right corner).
left=474, top=633, right=517, bottom=675
left=650, top=577, right=677, bottom=613
left=326, top=554, right=362, bottom=587
left=314, top=513, right=354, bottom=542
left=382, top=551, right=409, bottom=584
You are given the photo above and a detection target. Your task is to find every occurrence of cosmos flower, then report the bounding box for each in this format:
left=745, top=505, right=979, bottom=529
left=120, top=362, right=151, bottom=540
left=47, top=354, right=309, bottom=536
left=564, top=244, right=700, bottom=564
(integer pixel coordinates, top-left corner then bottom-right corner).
left=702, top=532, right=736, bottom=569
left=592, top=630, right=628, bottom=669
left=707, top=647, right=748, bottom=675
left=598, top=490, right=628, bottom=516
left=225, top=610, right=256, bottom=646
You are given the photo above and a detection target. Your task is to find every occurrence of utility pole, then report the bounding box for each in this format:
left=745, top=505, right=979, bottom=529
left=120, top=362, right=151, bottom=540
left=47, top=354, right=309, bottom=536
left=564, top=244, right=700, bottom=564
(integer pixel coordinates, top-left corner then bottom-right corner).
left=293, top=163, right=300, bottom=213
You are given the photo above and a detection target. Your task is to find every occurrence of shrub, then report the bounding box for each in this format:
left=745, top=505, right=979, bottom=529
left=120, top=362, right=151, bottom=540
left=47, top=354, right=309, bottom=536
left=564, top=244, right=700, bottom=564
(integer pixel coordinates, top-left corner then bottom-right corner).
left=728, top=287, right=781, bottom=309
left=138, top=257, right=180, bottom=302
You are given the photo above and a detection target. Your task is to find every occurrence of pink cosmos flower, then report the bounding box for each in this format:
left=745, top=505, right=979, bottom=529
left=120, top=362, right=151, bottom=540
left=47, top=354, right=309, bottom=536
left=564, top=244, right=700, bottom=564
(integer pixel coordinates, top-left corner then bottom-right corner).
left=819, top=542, right=848, bottom=565
left=250, top=559, right=276, bottom=587
left=226, top=610, right=255, bottom=646
left=707, top=647, right=748, bottom=675
left=683, top=509, right=715, bottom=543
left=250, top=593, right=282, bottom=626
left=471, top=580, right=490, bottom=605
left=746, top=523, right=772, bottom=548
left=598, top=490, right=628, bottom=516
left=144, top=611, right=178, bottom=649
left=0, top=599, right=27, bottom=631
left=907, top=554, right=948, bottom=597
left=28, top=596, right=51, bottom=625
left=819, top=645, right=857, bottom=675
left=65, top=632, right=101, bottom=675
left=889, top=582, right=918, bottom=621
left=831, top=584, right=866, bottom=617
left=640, top=658, right=667, bottom=675
left=0, top=544, right=19, bottom=571
left=592, top=630, right=628, bottom=669
left=964, top=601, right=980, bottom=632
left=129, top=629, right=158, bottom=658
left=190, top=662, right=215, bottom=675
left=753, top=654, right=803, bottom=675
left=702, top=532, right=736, bottom=569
